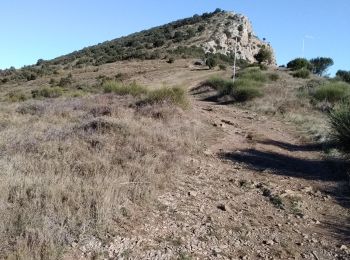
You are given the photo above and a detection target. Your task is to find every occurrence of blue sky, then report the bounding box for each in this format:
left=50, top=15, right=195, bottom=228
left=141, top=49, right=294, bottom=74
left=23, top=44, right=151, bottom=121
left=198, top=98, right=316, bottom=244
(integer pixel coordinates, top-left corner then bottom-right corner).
left=1, top=0, right=349, bottom=75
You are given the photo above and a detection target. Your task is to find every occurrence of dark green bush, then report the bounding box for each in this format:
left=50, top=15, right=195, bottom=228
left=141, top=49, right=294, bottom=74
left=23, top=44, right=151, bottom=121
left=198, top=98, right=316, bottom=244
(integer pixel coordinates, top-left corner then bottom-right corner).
left=287, top=58, right=311, bottom=71
left=204, top=74, right=263, bottom=102
left=254, top=47, right=272, bottom=64
left=312, top=82, right=350, bottom=103
left=336, top=70, right=350, bottom=83
left=292, top=69, right=310, bottom=79
left=206, top=57, right=217, bottom=69
left=233, top=79, right=262, bottom=102
left=329, top=103, right=350, bottom=152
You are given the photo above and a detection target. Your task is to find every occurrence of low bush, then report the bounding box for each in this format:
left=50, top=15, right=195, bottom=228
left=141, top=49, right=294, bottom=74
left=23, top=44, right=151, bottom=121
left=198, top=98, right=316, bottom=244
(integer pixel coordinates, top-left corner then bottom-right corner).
left=268, top=73, right=279, bottom=81
left=312, top=82, right=350, bottom=103
left=103, top=81, right=148, bottom=97
left=238, top=68, right=268, bottom=83
left=204, top=75, right=263, bottom=102
left=219, top=64, right=227, bottom=70
left=142, top=86, right=189, bottom=109
left=31, top=87, right=64, bottom=98
left=204, top=77, right=235, bottom=95
left=233, top=81, right=262, bottom=102
left=206, top=57, right=217, bottom=69
left=292, top=69, right=310, bottom=79
left=329, top=103, right=350, bottom=152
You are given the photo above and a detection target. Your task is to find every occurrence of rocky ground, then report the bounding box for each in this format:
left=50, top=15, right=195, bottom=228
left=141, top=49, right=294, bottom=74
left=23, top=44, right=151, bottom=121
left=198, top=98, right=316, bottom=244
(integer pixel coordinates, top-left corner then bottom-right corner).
left=64, top=69, right=349, bottom=259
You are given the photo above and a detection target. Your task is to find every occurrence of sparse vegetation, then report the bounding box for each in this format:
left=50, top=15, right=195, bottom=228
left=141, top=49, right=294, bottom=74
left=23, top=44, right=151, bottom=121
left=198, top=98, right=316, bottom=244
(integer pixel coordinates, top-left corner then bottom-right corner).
left=103, top=81, right=148, bottom=97
left=142, top=86, right=189, bottom=109
left=312, top=82, right=350, bottom=103
left=0, top=90, right=198, bottom=258
left=31, top=87, right=64, bottom=98
left=7, top=91, right=27, bottom=102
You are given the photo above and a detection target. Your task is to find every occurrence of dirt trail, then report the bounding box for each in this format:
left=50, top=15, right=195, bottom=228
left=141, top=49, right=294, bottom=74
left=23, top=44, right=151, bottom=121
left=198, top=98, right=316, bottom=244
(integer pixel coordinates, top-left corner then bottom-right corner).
left=69, top=64, right=349, bottom=259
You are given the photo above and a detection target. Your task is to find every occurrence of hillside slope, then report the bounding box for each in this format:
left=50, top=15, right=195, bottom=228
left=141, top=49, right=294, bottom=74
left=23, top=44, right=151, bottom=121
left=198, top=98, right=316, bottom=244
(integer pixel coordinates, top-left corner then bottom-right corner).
left=0, top=9, right=274, bottom=83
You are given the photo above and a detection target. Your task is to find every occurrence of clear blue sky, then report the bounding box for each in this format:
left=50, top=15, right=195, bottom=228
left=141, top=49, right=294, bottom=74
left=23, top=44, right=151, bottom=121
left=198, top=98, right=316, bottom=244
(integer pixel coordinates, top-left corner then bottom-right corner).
left=1, top=0, right=349, bottom=75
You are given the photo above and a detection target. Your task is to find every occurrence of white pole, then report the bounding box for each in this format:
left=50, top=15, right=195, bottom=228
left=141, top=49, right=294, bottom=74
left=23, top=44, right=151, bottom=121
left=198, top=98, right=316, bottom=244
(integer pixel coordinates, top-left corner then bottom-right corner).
left=233, top=36, right=237, bottom=82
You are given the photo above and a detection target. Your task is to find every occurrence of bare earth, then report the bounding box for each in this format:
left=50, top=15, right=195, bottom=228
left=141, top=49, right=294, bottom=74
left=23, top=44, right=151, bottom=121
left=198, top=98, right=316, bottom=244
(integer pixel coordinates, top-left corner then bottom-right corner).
left=36, top=60, right=348, bottom=259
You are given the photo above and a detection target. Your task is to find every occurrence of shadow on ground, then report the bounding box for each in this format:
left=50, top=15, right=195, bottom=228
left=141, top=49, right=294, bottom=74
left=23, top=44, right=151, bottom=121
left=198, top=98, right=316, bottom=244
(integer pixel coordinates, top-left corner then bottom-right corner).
left=220, top=140, right=350, bottom=242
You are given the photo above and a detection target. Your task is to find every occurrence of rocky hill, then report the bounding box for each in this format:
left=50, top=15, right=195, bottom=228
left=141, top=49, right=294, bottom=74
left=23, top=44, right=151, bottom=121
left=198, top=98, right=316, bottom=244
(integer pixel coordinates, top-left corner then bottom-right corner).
left=0, top=9, right=275, bottom=83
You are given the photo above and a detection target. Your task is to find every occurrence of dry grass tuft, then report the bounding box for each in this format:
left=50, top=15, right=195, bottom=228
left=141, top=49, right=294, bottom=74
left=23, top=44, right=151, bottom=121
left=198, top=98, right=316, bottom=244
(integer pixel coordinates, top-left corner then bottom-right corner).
left=0, top=93, right=199, bottom=258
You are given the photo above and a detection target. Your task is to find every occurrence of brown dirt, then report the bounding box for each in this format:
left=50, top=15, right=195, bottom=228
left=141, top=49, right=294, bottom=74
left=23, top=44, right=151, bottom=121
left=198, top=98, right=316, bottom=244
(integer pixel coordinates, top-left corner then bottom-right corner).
left=62, top=60, right=349, bottom=259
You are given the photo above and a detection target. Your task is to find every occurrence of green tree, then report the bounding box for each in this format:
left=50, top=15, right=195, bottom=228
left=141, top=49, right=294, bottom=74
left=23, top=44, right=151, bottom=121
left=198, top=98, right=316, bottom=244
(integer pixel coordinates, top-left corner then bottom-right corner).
left=336, top=70, right=350, bottom=83
left=309, top=57, right=334, bottom=76
left=254, top=47, right=272, bottom=64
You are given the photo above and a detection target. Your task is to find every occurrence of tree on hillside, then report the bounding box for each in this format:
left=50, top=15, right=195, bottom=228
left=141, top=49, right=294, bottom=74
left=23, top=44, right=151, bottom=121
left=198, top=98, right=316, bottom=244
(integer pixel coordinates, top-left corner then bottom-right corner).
left=287, top=58, right=311, bottom=71
left=336, top=70, right=350, bottom=83
left=254, top=46, right=272, bottom=64
left=309, top=57, right=334, bottom=76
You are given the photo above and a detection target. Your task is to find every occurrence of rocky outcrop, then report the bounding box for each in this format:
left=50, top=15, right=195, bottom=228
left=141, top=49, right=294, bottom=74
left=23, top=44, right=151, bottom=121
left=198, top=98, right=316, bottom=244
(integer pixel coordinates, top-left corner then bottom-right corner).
left=198, top=12, right=276, bottom=65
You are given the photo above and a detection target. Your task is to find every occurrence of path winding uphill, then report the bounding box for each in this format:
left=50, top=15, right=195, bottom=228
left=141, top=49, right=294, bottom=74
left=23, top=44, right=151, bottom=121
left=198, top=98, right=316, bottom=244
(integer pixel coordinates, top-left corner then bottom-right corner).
left=67, top=64, right=349, bottom=260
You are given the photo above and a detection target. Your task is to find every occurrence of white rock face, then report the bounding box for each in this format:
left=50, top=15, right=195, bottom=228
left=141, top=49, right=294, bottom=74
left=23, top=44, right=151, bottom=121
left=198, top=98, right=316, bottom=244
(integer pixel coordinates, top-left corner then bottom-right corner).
left=199, top=12, right=276, bottom=65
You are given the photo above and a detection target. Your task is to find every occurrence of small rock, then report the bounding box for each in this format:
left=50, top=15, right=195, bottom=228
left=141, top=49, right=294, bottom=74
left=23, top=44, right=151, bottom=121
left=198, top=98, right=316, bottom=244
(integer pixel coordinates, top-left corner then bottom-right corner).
left=263, top=240, right=274, bottom=246
left=188, top=191, right=198, bottom=197
left=340, top=245, right=348, bottom=251
left=217, top=204, right=227, bottom=211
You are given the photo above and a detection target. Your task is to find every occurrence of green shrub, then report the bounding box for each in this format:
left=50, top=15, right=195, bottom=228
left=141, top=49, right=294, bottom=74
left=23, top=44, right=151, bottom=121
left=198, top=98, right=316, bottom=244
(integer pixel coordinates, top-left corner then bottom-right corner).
left=329, top=103, right=350, bottom=152
left=238, top=68, right=268, bottom=83
left=313, top=82, right=350, bottom=103
left=206, top=57, right=217, bottom=69
left=204, top=76, right=262, bottom=102
left=204, top=77, right=235, bottom=95
left=103, top=81, right=148, bottom=97
left=143, top=86, right=188, bottom=109
left=7, top=91, right=27, bottom=102
left=287, top=58, right=311, bottom=71
left=292, top=69, right=310, bottom=79
left=31, top=87, right=64, bottom=98
left=254, top=46, right=272, bottom=64
left=233, top=80, right=263, bottom=102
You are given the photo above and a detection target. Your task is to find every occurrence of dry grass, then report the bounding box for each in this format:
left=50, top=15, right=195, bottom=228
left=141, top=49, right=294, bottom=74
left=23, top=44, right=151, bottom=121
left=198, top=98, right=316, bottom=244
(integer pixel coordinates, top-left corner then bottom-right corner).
left=0, top=93, right=200, bottom=259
